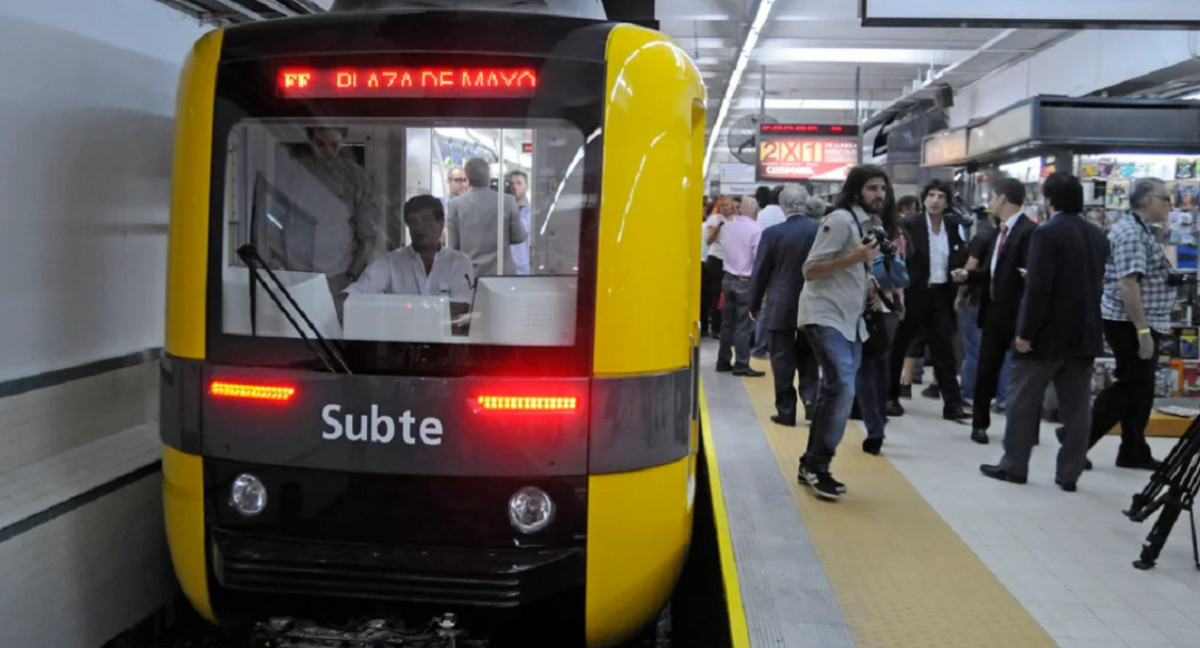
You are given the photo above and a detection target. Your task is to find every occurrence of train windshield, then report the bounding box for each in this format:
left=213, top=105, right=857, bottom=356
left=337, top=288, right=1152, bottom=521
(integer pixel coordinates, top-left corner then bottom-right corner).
left=220, top=118, right=588, bottom=351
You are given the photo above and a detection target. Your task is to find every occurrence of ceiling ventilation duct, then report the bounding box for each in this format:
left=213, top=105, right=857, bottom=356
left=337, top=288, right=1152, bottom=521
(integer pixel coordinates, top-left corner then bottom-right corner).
left=329, top=0, right=607, bottom=19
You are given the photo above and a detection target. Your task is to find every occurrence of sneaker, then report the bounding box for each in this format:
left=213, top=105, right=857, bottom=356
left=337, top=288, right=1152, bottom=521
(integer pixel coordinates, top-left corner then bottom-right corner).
left=811, top=471, right=844, bottom=501
left=799, top=463, right=846, bottom=495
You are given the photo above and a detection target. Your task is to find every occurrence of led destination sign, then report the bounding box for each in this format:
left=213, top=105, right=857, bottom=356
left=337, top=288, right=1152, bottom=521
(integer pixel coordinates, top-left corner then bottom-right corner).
left=278, top=67, right=539, bottom=98
left=761, top=124, right=858, bottom=136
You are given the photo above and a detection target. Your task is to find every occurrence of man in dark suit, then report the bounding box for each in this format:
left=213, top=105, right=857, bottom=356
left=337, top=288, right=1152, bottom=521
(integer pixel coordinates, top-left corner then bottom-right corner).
left=981, top=172, right=1108, bottom=491
left=888, top=180, right=971, bottom=422
left=952, top=178, right=1037, bottom=444
left=751, top=184, right=821, bottom=426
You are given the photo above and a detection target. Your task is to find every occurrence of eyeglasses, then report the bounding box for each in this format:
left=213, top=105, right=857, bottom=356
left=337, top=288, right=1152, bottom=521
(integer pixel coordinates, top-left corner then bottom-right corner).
left=451, top=178, right=468, bottom=183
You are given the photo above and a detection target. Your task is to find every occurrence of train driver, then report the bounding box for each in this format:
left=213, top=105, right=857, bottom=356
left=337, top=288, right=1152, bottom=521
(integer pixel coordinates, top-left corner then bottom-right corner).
left=343, top=195, right=475, bottom=324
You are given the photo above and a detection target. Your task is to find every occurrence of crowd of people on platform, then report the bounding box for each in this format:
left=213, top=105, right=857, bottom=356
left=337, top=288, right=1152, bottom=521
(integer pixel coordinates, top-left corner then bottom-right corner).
left=703, top=167, right=1175, bottom=502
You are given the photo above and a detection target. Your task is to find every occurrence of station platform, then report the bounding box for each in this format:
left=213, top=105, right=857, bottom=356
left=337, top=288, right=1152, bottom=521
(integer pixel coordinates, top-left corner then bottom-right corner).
left=699, top=341, right=1200, bottom=648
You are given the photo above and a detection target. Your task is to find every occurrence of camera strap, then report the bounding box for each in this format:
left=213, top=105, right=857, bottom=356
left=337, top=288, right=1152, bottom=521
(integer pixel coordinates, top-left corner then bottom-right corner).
left=848, top=208, right=872, bottom=276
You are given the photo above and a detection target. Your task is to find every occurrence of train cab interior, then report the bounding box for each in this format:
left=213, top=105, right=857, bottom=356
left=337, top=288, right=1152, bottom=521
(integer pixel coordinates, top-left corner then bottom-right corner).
left=222, top=119, right=585, bottom=348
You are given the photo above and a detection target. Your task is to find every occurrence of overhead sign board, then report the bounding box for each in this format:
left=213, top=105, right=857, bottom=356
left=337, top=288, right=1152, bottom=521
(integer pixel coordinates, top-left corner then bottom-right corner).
left=861, top=0, right=1200, bottom=28
left=719, top=163, right=756, bottom=184
left=967, top=102, right=1034, bottom=159
left=921, top=128, right=969, bottom=168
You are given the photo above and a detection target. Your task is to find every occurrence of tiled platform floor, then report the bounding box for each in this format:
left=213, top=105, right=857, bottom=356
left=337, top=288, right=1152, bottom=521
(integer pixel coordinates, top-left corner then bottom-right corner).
left=884, top=392, right=1200, bottom=648
left=703, top=341, right=1200, bottom=648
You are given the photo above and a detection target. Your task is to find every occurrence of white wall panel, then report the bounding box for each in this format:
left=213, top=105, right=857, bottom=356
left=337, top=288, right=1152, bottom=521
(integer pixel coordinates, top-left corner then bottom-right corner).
left=0, top=0, right=208, bottom=381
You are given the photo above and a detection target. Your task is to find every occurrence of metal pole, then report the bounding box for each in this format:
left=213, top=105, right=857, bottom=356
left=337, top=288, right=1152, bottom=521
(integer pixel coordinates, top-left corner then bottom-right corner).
left=855, top=65, right=863, bottom=165
left=759, top=66, right=766, bottom=122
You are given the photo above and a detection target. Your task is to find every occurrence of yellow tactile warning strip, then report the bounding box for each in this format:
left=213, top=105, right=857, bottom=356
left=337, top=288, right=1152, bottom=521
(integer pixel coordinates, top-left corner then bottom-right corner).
left=737, top=359, right=1057, bottom=648
left=698, top=386, right=753, bottom=648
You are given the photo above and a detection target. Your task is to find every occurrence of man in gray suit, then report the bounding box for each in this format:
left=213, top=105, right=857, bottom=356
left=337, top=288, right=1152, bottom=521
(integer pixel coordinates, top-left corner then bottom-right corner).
left=446, top=157, right=528, bottom=277
left=980, top=172, right=1109, bottom=492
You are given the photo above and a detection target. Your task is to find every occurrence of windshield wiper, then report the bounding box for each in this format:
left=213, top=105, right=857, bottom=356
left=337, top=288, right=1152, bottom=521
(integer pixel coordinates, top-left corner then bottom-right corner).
left=236, top=244, right=352, bottom=375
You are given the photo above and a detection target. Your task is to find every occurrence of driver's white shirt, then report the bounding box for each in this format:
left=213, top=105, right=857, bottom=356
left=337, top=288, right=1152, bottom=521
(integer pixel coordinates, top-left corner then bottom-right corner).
left=344, top=246, right=474, bottom=302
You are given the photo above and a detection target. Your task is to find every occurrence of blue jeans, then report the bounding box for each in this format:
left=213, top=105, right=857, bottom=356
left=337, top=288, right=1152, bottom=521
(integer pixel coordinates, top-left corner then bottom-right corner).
left=960, top=305, right=982, bottom=402
left=857, top=313, right=898, bottom=440
left=802, top=324, right=862, bottom=473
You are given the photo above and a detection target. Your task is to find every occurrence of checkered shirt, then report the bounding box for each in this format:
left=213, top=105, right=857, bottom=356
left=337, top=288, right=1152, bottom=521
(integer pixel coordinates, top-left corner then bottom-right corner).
left=1101, top=213, right=1176, bottom=333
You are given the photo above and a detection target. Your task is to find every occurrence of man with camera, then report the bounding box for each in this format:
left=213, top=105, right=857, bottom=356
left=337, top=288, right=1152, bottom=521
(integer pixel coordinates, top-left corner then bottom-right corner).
left=1075, top=177, right=1173, bottom=470
left=888, top=180, right=971, bottom=423
left=796, top=165, right=888, bottom=501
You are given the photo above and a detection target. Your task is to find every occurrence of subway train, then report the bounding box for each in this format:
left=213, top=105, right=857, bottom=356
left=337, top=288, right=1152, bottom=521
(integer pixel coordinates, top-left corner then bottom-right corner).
left=159, top=1, right=706, bottom=645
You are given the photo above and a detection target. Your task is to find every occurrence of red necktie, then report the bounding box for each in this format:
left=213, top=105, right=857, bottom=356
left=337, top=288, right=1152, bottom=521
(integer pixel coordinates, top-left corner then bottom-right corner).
left=991, top=225, right=1008, bottom=299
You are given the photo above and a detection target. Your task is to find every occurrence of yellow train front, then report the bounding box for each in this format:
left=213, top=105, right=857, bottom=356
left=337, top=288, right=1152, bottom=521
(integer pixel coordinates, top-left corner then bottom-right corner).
left=159, top=3, right=706, bottom=646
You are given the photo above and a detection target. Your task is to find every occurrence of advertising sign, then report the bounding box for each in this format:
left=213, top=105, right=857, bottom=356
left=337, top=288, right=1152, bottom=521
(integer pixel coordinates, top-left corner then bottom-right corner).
left=758, top=137, right=859, bottom=181
left=861, top=0, right=1200, bottom=28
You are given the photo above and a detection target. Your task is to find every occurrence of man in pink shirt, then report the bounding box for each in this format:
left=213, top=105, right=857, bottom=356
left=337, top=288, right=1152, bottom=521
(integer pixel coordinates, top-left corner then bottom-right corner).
left=716, top=196, right=765, bottom=376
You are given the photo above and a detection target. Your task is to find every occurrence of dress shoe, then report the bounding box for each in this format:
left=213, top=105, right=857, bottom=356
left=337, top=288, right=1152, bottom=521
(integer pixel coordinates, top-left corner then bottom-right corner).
left=979, top=464, right=1027, bottom=484
left=943, top=405, right=970, bottom=423
left=922, top=384, right=941, bottom=399
left=1116, top=455, right=1161, bottom=471
left=771, top=414, right=796, bottom=427
left=715, top=363, right=733, bottom=372
left=899, top=384, right=913, bottom=400
left=886, top=400, right=905, bottom=417
left=862, top=437, right=883, bottom=455
left=732, top=367, right=765, bottom=377
left=1055, top=478, right=1077, bottom=492
left=970, top=428, right=989, bottom=445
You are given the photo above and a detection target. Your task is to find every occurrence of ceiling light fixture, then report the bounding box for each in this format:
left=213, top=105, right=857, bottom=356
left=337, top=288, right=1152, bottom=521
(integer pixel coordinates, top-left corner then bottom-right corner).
left=703, top=0, right=777, bottom=178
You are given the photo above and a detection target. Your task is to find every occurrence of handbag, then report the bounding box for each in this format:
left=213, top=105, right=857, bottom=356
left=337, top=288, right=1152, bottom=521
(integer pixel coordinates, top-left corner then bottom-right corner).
left=861, top=290, right=896, bottom=359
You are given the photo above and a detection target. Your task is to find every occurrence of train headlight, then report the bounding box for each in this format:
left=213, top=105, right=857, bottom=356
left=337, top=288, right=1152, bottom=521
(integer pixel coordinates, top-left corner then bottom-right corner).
left=229, top=473, right=267, bottom=516
left=508, top=486, right=554, bottom=534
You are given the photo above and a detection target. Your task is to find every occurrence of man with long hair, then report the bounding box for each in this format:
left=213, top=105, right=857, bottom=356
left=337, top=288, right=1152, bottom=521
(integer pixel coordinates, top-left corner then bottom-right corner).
left=887, top=179, right=971, bottom=423
left=796, top=165, right=887, bottom=501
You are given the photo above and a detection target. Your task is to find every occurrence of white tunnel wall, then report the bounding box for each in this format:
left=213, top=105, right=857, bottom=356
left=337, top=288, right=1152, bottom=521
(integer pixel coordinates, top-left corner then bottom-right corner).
left=0, top=1, right=209, bottom=647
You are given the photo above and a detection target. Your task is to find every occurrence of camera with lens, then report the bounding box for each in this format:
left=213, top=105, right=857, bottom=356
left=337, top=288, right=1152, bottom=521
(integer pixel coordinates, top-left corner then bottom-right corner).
left=1167, top=272, right=1194, bottom=288
left=863, top=226, right=897, bottom=257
